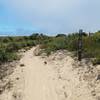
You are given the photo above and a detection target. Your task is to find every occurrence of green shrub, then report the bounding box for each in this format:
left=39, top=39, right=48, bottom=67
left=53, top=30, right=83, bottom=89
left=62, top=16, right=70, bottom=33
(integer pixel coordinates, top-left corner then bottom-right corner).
left=6, top=42, right=21, bottom=52
left=0, top=49, right=18, bottom=63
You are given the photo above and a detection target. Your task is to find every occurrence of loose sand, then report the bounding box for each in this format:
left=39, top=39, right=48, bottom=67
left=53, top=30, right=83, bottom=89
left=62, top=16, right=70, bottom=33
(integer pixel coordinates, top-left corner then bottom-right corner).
left=0, top=47, right=100, bottom=100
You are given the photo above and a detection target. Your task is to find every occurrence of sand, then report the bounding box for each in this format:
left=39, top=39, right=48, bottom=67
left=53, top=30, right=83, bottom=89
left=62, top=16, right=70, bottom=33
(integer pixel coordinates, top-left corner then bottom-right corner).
left=0, top=47, right=100, bottom=100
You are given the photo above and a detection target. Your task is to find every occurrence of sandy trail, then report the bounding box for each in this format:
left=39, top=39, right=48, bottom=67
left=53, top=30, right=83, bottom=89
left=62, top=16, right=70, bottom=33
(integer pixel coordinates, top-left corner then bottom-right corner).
left=22, top=47, right=58, bottom=100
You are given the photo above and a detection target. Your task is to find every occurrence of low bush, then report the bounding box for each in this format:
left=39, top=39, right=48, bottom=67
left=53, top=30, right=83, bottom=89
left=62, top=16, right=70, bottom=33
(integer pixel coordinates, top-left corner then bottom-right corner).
left=0, top=49, right=18, bottom=63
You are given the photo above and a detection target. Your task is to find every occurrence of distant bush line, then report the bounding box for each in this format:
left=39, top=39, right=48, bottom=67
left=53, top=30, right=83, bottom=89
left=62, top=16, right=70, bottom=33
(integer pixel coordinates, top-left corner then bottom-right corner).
left=0, top=31, right=100, bottom=65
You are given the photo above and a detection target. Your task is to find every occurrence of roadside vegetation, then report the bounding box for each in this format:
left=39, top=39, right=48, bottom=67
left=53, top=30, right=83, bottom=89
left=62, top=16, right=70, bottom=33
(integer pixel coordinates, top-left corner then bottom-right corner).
left=0, top=31, right=100, bottom=65
left=0, top=36, right=34, bottom=63
left=40, top=31, right=100, bottom=65
left=0, top=34, right=49, bottom=63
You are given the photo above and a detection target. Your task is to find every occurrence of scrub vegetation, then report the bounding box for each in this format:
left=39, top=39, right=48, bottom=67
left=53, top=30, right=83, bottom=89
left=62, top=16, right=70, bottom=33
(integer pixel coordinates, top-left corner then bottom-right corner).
left=0, top=31, right=100, bottom=65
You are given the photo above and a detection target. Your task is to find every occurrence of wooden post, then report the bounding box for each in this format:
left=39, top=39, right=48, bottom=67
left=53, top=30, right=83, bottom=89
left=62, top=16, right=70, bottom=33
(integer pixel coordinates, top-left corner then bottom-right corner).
left=78, top=29, right=83, bottom=61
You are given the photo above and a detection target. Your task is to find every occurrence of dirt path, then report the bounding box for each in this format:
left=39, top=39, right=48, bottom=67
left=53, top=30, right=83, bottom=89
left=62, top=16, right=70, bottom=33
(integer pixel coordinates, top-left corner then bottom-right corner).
left=22, top=47, right=58, bottom=100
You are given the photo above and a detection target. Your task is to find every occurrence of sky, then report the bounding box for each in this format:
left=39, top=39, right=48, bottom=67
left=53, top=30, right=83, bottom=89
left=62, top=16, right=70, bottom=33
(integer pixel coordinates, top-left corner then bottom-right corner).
left=0, top=0, right=100, bottom=36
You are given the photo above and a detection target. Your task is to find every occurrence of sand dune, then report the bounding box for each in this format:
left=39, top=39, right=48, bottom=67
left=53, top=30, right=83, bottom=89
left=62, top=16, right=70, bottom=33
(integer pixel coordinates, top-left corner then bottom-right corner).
left=0, top=47, right=100, bottom=100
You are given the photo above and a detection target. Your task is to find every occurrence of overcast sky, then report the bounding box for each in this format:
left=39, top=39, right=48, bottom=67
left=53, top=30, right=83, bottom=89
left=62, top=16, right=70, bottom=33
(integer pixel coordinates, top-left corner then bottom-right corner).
left=0, top=0, right=100, bottom=35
